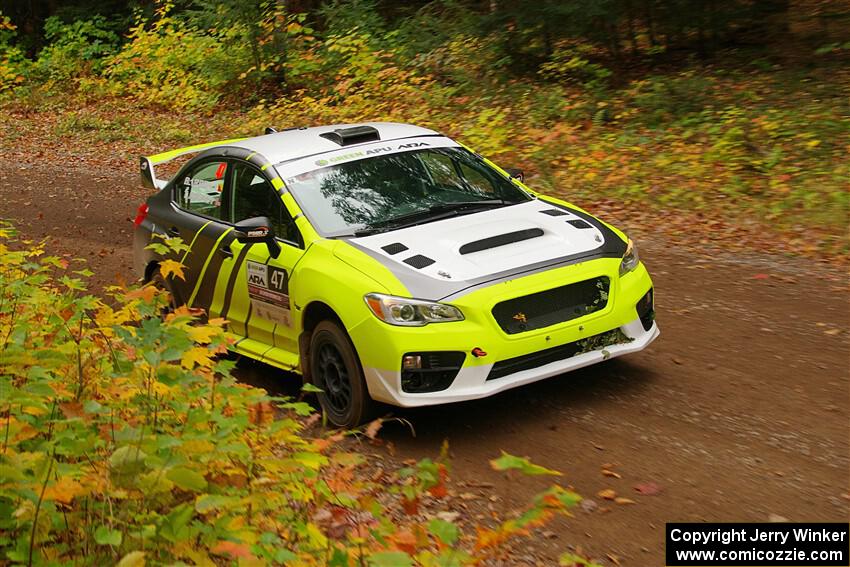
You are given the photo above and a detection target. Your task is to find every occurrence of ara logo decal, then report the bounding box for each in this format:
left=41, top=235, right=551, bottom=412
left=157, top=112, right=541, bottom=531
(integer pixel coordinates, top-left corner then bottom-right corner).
left=246, top=261, right=268, bottom=287
left=396, top=142, right=429, bottom=149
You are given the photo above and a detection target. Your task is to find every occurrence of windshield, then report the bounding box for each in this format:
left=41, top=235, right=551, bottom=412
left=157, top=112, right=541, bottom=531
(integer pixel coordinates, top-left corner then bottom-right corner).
left=283, top=147, right=532, bottom=236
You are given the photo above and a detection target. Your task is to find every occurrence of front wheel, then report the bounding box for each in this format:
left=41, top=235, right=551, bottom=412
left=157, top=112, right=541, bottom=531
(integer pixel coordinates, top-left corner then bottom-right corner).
left=310, top=320, right=373, bottom=428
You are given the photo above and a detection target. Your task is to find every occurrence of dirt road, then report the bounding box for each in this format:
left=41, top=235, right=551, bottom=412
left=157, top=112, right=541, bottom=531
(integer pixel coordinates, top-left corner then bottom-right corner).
left=1, top=162, right=848, bottom=565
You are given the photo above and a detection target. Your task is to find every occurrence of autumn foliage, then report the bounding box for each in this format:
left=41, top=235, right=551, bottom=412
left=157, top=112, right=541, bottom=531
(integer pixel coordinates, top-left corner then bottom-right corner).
left=0, top=227, right=594, bottom=565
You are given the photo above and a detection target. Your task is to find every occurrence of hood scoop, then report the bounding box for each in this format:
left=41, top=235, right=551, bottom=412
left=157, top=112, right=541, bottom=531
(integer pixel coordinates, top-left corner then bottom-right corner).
left=381, top=242, right=409, bottom=255
left=403, top=254, right=436, bottom=269
left=459, top=228, right=545, bottom=255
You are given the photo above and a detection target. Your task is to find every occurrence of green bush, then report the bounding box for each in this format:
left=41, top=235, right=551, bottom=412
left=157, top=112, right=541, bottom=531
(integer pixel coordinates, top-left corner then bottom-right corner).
left=539, top=43, right=612, bottom=93
left=104, top=6, right=250, bottom=110
left=34, top=16, right=119, bottom=82
left=0, top=227, right=588, bottom=565
left=626, top=72, right=713, bottom=126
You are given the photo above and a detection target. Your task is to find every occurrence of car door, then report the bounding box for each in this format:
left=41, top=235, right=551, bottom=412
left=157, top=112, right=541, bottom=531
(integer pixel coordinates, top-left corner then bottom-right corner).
left=213, top=159, right=305, bottom=358
left=160, top=157, right=235, bottom=309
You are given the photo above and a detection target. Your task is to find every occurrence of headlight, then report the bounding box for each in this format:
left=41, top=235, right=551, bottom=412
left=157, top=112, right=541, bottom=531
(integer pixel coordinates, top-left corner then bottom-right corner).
left=364, top=293, right=465, bottom=326
left=619, top=238, right=640, bottom=276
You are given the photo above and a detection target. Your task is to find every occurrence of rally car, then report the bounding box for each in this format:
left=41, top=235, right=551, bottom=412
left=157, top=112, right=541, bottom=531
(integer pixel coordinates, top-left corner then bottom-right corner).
left=133, top=122, right=658, bottom=427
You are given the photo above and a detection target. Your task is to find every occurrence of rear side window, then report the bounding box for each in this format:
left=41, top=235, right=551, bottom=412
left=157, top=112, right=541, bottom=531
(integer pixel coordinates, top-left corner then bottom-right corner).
left=175, top=161, right=227, bottom=219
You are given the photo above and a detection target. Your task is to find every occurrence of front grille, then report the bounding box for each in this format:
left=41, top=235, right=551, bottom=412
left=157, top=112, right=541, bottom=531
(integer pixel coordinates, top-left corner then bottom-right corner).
left=492, top=276, right=610, bottom=335
left=486, top=328, right=628, bottom=381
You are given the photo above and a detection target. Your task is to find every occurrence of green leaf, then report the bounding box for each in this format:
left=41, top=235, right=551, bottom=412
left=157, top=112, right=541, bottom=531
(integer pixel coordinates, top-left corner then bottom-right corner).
left=116, top=551, right=146, bottom=567
left=369, top=551, right=415, bottom=567
left=559, top=552, right=603, bottom=566
left=428, top=518, right=458, bottom=546
left=195, top=494, right=236, bottom=513
left=94, top=525, right=122, bottom=547
left=490, top=451, right=561, bottom=476
left=300, top=382, right=323, bottom=393
left=109, top=446, right=147, bottom=475
left=166, top=467, right=207, bottom=492
left=293, top=451, right=328, bottom=470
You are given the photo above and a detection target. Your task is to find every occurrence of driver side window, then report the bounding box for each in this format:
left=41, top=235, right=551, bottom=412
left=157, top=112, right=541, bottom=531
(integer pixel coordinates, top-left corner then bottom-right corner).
left=229, top=162, right=302, bottom=246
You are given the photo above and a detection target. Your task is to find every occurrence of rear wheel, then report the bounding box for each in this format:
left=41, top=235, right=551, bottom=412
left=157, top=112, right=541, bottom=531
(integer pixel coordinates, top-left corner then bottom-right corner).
left=150, top=267, right=180, bottom=314
left=310, top=320, right=373, bottom=428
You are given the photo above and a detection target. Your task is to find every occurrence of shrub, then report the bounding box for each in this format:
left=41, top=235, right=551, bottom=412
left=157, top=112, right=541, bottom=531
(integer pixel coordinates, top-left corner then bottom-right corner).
left=34, top=16, right=120, bottom=83
left=0, top=13, right=31, bottom=93
left=0, top=227, right=589, bottom=565
left=626, top=72, right=713, bottom=126
left=539, top=43, right=612, bottom=93
left=104, top=6, right=250, bottom=111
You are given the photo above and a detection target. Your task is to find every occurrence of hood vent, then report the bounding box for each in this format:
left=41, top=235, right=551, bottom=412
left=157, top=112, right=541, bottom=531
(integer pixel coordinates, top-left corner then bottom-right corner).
left=459, top=228, right=544, bottom=255
left=567, top=219, right=592, bottom=229
left=404, top=254, right=436, bottom=269
left=540, top=209, right=568, bottom=217
left=382, top=242, right=409, bottom=255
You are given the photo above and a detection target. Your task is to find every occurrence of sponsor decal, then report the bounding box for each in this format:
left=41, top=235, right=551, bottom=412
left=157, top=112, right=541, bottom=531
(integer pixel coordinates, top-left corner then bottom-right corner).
left=279, top=137, right=458, bottom=179
left=313, top=143, right=432, bottom=168
left=512, top=312, right=528, bottom=324
left=246, top=227, right=269, bottom=238
left=246, top=261, right=291, bottom=326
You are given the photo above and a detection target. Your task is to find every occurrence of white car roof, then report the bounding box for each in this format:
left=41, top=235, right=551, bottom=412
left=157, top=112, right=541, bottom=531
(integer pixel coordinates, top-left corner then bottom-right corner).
left=229, top=122, right=441, bottom=165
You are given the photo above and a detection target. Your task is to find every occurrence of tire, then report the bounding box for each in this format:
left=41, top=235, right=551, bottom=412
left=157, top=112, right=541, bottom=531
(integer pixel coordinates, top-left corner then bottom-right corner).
left=310, top=320, right=374, bottom=428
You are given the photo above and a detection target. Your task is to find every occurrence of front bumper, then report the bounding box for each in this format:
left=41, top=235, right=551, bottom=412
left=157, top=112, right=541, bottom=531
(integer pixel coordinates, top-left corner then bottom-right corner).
left=348, top=257, right=658, bottom=407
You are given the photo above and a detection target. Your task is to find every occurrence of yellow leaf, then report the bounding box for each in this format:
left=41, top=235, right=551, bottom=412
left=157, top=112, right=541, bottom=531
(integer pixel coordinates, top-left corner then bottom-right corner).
left=43, top=476, right=87, bottom=505
left=181, top=346, right=213, bottom=369
left=117, top=551, right=145, bottom=567
left=159, top=259, right=185, bottom=280
left=597, top=488, right=616, bottom=500
left=188, top=325, right=219, bottom=344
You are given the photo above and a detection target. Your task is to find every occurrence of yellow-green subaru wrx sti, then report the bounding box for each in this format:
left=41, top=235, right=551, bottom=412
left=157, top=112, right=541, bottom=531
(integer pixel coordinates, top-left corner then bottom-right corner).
left=134, top=122, right=658, bottom=427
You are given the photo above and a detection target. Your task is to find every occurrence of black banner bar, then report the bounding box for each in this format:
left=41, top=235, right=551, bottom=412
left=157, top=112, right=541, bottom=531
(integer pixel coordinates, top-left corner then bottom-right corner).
left=666, top=523, right=849, bottom=566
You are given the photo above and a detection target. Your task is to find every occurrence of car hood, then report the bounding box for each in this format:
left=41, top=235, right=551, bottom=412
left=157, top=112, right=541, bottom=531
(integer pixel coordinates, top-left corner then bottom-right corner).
left=339, top=199, right=627, bottom=301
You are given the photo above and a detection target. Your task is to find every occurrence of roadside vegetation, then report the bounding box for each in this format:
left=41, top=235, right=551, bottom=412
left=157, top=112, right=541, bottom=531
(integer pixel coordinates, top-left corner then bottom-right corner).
left=0, top=226, right=595, bottom=565
left=0, top=1, right=847, bottom=563
left=0, top=0, right=848, bottom=257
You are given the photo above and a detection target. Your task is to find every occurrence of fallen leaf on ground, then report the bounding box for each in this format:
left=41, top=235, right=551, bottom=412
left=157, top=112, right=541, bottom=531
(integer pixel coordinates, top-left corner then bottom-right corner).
left=602, top=469, right=622, bottom=479
left=634, top=482, right=662, bottom=495
left=364, top=418, right=383, bottom=440
left=615, top=497, right=636, bottom=505
left=597, top=489, right=616, bottom=500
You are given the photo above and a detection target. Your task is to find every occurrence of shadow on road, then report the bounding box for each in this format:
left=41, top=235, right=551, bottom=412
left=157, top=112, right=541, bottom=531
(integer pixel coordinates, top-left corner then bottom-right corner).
left=231, top=354, right=659, bottom=442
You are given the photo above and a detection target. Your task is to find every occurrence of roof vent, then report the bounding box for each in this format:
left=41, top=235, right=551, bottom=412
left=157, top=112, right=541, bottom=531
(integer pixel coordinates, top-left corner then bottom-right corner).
left=320, top=126, right=380, bottom=146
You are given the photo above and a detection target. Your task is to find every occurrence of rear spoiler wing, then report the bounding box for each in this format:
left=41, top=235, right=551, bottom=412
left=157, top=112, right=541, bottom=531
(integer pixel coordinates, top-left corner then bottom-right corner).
left=140, top=137, right=249, bottom=190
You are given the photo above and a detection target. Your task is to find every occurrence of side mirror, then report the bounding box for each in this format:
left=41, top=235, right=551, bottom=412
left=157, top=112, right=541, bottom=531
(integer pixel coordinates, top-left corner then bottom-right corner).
left=234, top=216, right=281, bottom=258
left=505, top=168, right=524, bottom=182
